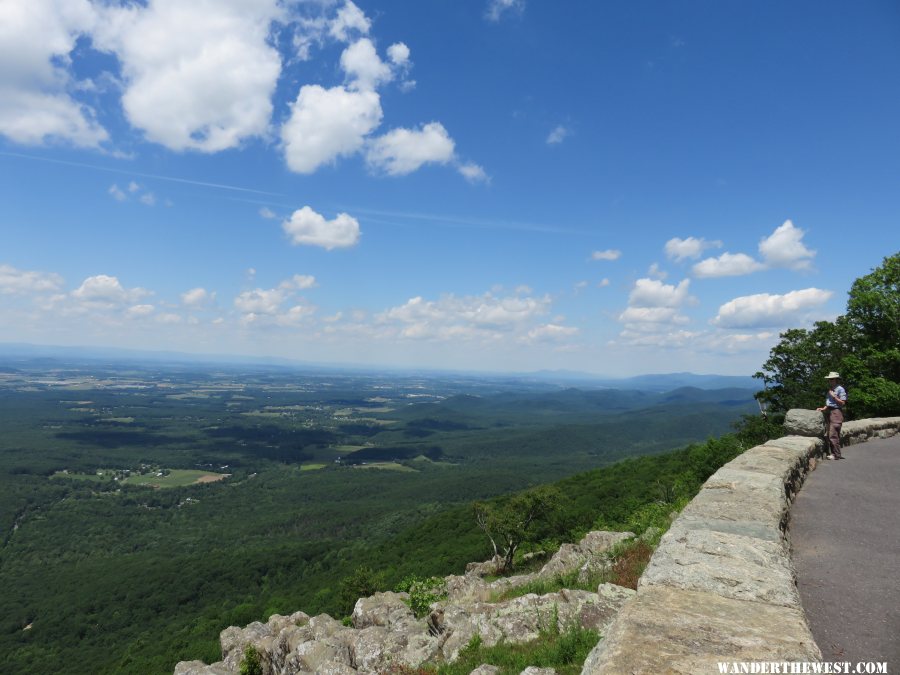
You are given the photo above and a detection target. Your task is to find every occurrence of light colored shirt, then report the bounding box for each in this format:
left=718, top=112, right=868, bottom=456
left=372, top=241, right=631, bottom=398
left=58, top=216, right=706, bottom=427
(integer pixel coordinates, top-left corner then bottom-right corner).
left=826, top=385, right=847, bottom=409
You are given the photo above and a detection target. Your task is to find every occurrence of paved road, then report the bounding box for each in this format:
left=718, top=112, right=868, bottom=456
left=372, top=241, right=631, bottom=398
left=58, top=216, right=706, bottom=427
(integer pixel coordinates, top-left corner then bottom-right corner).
left=790, top=433, right=900, bottom=668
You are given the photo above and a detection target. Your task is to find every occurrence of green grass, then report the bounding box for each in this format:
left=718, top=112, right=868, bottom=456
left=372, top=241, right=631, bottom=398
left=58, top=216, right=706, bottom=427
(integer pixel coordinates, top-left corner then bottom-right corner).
left=490, top=538, right=657, bottom=603
left=300, top=463, right=327, bottom=472
left=388, top=623, right=599, bottom=675
left=333, top=445, right=367, bottom=453
left=353, top=462, right=417, bottom=472
left=490, top=570, right=593, bottom=602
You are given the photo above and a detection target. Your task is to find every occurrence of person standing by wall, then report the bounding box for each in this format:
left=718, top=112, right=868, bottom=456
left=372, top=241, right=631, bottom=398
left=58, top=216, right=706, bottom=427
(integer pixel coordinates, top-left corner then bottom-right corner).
left=816, top=371, right=847, bottom=459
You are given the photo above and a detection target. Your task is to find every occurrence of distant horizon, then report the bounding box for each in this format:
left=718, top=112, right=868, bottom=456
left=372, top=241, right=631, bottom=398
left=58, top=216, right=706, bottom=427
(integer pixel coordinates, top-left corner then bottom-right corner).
left=0, top=340, right=762, bottom=382
left=3, top=2, right=896, bottom=377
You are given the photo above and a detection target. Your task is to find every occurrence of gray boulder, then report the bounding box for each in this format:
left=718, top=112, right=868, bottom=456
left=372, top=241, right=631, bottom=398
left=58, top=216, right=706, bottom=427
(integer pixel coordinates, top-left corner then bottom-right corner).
left=173, top=662, right=232, bottom=675
left=469, top=666, right=501, bottom=675
left=444, top=571, right=492, bottom=603
left=438, top=586, right=633, bottom=662
left=351, top=591, right=414, bottom=629
left=465, top=555, right=504, bottom=576
left=539, top=530, right=633, bottom=579
left=784, top=408, right=825, bottom=437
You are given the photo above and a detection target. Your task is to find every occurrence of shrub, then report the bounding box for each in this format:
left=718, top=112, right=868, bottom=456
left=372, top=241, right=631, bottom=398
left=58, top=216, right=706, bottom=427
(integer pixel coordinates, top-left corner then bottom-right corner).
left=238, top=645, right=262, bottom=675
left=606, top=539, right=653, bottom=590
left=395, top=575, right=448, bottom=618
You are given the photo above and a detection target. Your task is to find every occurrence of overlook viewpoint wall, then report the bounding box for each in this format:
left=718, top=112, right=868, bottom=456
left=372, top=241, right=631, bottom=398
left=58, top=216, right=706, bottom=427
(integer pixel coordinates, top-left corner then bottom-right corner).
left=581, top=415, right=900, bottom=674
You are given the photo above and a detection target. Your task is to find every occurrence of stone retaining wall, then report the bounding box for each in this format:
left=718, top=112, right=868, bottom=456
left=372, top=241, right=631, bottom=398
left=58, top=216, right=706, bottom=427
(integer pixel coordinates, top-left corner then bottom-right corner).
left=581, top=416, right=900, bottom=674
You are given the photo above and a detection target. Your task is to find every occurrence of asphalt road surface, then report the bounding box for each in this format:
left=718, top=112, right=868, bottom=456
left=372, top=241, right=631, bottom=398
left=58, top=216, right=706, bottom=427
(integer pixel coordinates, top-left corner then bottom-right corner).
left=790, top=433, right=900, bottom=669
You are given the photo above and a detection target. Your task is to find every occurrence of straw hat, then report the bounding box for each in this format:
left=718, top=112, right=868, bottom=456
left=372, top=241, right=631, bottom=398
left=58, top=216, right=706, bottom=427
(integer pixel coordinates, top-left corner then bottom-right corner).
left=825, top=371, right=840, bottom=379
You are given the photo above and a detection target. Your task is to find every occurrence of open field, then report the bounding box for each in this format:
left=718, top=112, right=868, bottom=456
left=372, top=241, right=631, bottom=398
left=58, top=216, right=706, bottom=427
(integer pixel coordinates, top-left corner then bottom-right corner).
left=124, top=470, right=229, bottom=488
left=51, top=469, right=229, bottom=488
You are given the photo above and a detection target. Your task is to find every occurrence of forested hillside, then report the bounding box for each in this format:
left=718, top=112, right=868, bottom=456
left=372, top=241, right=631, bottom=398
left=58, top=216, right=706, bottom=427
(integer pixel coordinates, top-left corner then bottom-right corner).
left=0, top=363, right=760, bottom=674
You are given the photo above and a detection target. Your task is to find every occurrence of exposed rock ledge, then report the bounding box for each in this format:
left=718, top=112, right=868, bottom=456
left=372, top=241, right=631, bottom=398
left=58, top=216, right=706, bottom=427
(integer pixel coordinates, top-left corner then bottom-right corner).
left=175, top=530, right=635, bottom=675
left=581, top=415, right=900, bottom=674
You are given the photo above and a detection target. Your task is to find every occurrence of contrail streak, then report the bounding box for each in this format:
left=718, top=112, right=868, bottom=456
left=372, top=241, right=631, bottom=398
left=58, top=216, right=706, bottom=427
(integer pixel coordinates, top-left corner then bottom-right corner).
left=343, top=206, right=592, bottom=235
left=0, top=151, right=284, bottom=197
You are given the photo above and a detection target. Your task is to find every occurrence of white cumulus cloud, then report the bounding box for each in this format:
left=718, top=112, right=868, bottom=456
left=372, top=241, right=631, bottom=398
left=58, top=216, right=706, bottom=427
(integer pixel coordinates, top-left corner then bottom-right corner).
left=279, top=274, right=318, bottom=291
left=328, top=1, right=371, bottom=42
left=234, top=288, right=285, bottom=315
left=71, top=274, right=149, bottom=306
left=387, top=42, right=410, bottom=67
left=665, top=236, right=723, bottom=262
left=92, top=0, right=282, bottom=152
left=0, top=0, right=108, bottom=147
left=233, top=274, right=318, bottom=326
left=618, top=307, right=690, bottom=325
left=525, top=323, right=579, bottom=342
left=341, top=38, right=393, bottom=91
left=378, top=291, right=553, bottom=341
left=628, top=278, right=692, bottom=308
left=758, top=220, right=816, bottom=271
left=126, top=304, right=155, bottom=317
left=617, top=277, right=693, bottom=341
left=692, top=252, right=766, bottom=278
left=282, top=85, right=383, bottom=174
left=181, top=287, right=214, bottom=307
left=712, top=288, right=833, bottom=328
left=282, top=206, right=361, bottom=250
left=366, top=122, right=456, bottom=176
left=0, top=264, right=64, bottom=295
left=690, top=221, right=815, bottom=278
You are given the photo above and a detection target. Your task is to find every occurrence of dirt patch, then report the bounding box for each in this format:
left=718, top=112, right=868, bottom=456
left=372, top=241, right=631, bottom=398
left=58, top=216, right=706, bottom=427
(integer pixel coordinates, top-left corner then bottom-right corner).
left=195, top=473, right=229, bottom=484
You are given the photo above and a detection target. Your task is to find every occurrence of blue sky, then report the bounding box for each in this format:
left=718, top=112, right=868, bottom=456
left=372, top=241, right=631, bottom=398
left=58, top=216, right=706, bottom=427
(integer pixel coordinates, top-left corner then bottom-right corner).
left=1, top=0, right=898, bottom=376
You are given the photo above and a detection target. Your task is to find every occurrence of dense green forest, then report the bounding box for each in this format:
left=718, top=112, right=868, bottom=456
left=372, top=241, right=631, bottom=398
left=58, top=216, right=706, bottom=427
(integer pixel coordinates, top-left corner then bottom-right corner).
left=0, top=362, right=760, bottom=674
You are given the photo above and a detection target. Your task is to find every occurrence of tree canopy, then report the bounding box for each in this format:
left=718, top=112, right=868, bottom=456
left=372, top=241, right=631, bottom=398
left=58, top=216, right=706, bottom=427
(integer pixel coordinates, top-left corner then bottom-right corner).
left=474, top=486, right=562, bottom=572
left=756, top=252, right=900, bottom=417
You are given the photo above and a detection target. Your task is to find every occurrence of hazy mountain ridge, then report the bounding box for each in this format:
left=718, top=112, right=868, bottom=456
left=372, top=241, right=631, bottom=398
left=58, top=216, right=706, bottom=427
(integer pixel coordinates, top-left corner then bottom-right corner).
left=0, top=343, right=758, bottom=391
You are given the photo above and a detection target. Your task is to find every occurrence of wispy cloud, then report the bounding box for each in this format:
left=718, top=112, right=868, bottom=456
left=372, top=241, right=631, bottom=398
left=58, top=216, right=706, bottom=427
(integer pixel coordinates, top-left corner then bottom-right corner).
left=546, top=125, right=570, bottom=145
left=591, top=249, right=621, bottom=261
left=346, top=206, right=591, bottom=235
left=0, top=151, right=285, bottom=197
left=486, top=0, right=525, bottom=22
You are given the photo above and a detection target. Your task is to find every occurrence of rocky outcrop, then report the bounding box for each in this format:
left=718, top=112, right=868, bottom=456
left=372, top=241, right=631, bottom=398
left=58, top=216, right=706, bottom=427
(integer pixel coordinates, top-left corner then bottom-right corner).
left=538, top=530, right=633, bottom=582
left=581, top=415, right=900, bottom=674
left=174, top=530, right=635, bottom=675
left=444, top=529, right=633, bottom=604
left=438, top=585, right=634, bottom=662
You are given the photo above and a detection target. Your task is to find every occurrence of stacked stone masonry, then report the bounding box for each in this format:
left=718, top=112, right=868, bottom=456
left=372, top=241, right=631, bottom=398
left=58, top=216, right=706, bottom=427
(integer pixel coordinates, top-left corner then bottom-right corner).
left=580, top=415, right=900, bottom=674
